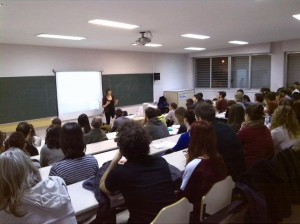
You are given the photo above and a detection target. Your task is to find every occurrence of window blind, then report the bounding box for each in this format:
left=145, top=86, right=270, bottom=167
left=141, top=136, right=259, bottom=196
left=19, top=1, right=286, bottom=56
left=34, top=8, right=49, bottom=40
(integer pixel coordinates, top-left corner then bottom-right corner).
left=212, top=57, right=228, bottom=88
left=251, top=55, right=271, bottom=88
left=287, top=53, right=300, bottom=85
left=195, top=58, right=210, bottom=88
left=231, top=56, right=249, bottom=88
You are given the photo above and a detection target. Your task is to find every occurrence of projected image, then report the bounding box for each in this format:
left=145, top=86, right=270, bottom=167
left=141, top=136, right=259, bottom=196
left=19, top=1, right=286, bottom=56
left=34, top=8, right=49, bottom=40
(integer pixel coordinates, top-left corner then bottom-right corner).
left=56, top=71, right=102, bottom=120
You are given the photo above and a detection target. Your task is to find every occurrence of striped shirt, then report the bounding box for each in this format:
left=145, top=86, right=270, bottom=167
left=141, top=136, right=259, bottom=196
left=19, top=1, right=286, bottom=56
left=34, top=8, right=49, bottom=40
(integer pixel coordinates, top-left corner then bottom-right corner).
left=49, top=155, right=99, bottom=185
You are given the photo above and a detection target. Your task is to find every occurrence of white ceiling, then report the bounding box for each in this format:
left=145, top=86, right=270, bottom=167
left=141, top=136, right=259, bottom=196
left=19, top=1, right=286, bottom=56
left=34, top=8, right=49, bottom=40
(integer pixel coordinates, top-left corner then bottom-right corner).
left=1, top=0, right=300, bottom=53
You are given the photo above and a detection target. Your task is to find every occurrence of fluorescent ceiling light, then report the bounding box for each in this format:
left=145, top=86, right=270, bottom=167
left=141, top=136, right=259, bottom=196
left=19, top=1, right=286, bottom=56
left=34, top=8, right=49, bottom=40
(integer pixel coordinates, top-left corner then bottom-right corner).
left=145, top=43, right=162, bottom=47
left=228, top=40, right=248, bottom=45
left=293, top=14, right=300, bottom=20
left=36, top=34, right=86, bottom=40
left=184, top=47, right=206, bottom=51
left=181, top=34, right=210, bottom=39
left=88, top=19, right=139, bottom=29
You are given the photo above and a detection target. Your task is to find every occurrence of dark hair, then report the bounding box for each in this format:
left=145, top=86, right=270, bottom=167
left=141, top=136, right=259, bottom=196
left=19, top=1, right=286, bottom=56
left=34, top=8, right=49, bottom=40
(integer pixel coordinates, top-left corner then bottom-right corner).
left=145, top=107, right=157, bottom=119
left=293, top=100, right=300, bottom=124
left=5, top=132, right=26, bottom=151
left=194, top=93, right=203, bottom=101
left=195, top=103, right=216, bottom=122
left=218, top=91, right=226, bottom=98
left=246, top=103, right=264, bottom=121
left=277, top=87, right=288, bottom=95
left=187, top=121, right=220, bottom=163
left=237, top=89, right=244, bottom=95
left=115, top=121, right=151, bottom=160
left=170, top=103, right=178, bottom=110
left=16, top=122, right=31, bottom=138
left=52, top=118, right=62, bottom=126
left=243, top=95, right=251, bottom=103
left=186, top=98, right=194, bottom=109
left=78, top=114, right=91, bottom=134
left=105, top=88, right=112, bottom=95
left=91, top=116, right=102, bottom=129
left=228, top=100, right=236, bottom=107
left=255, top=93, right=264, bottom=103
left=60, top=122, right=85, bottom=159
left=116, top=108, right=123, bottom=117
left=45, top=125, right=61, bottom=149
left=175, top=107, right=186, bottom=125
left=260, top=87, right=271, bottom=94
left=156, top=108, right=162, bottom=116
left=266, top=92, right=276, bottom=101
left=292, top=92, right=300, bottom=101
left=227, top=104, right=245, bottom=133
left=184, top=110, right=196, bottom=125
left=279, top=98, right=293, bottom=107
left=28, top=124, right=36, bottom=145
left=204, top=99, right=213, bottom=105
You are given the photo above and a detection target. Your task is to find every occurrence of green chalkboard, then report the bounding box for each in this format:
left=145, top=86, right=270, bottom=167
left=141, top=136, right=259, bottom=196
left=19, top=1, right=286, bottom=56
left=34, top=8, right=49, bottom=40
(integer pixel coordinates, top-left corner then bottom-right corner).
left=0, top=76, right=58, bottom=124
left=102, top=74, right=153, bottom=106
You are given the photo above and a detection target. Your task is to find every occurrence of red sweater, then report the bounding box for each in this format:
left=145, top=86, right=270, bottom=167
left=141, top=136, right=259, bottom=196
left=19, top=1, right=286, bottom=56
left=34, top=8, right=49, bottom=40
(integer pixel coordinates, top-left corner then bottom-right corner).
left=238, top=125, right=275, bottom=168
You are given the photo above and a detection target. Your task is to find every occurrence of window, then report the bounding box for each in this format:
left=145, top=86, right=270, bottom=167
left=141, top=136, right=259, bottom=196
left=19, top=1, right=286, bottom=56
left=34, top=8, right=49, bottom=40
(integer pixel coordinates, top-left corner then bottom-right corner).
left=231, top=56, right=249, bottom=88
left=287, top=53, right=300, bottom=85
left=212, top=57, right=228, bottom=88
left=251, top=55, right=271, bottom=88
left=195, top=58, right=210, bottom=88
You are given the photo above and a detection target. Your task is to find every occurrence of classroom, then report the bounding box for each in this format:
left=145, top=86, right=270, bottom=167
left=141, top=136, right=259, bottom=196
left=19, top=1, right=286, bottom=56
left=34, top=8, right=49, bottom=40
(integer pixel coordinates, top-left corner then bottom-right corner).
left=0, top=1, right=300, bottom=223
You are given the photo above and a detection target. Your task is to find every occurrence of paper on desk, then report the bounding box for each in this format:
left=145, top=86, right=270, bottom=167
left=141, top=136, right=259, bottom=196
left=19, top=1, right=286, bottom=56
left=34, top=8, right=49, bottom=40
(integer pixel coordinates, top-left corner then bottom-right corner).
left=151, top=141, right=176, bottom=149
left=172, top=125, right=180, bottom=129
left=106, top=132, right=117, bottom=140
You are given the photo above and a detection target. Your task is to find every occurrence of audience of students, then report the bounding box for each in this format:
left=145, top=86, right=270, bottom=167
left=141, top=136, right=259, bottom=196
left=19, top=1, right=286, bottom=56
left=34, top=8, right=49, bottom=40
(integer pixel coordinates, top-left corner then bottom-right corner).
left=195, top=103, right=246, bottom=180
left=84, top=116, right=108, bottom=144
left=270, top=106, right=300, bottom=152
left=16, top=122, right=39, bottom=156
left=49, top=122, right=98, bottom=185
left=144, top=107, right=169, bottom=140
left=216, top=91, right=228, bottom=113
left=52, top=117, right=62, bottom=126
left=40, top=124, right=65, bottom=167
left=238, top=103, right=275, bottom=168
left=0, top=149, right=76, bottom=224
left=111, top=109, right=130, bottom=132
left=164, top=102, right=178, bottom=125
left=175, top=107, right=187, bottom=134
left=100, top=121, right=175, bottom=223
left=78, top=113, right=91, bottom=134
left=227, top=104, right=245, bottom=133
left=178, top=120, right=227, bottom=221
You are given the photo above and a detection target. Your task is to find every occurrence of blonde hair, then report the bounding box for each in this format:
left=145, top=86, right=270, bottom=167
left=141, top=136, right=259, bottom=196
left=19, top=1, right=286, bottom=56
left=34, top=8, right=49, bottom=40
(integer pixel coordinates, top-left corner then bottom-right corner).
left=270, top=106, right=300, bottom=139
left=0, top=148, right=41, bottom=217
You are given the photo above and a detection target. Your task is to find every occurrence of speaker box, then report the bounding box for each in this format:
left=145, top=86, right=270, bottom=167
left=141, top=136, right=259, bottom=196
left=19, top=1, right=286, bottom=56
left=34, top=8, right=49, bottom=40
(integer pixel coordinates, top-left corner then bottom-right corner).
left=154, top=73, right=160, bottom=80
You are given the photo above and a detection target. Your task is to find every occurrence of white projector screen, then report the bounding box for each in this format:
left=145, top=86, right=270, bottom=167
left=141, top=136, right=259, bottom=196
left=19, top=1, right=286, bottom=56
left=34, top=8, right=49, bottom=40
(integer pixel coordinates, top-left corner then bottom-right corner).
left=56, top=71, right=102, bottom=120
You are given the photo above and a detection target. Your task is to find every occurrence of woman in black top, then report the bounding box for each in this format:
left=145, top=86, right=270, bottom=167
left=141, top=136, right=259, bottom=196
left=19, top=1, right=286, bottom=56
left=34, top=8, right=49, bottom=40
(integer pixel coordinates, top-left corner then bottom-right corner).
left=102, top=88, right=118, bottom=125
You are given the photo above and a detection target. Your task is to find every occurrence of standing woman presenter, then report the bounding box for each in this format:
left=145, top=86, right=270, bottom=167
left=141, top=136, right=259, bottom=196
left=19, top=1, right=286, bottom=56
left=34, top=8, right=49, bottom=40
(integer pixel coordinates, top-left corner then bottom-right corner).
left=102, top=88, right=118, bottom=125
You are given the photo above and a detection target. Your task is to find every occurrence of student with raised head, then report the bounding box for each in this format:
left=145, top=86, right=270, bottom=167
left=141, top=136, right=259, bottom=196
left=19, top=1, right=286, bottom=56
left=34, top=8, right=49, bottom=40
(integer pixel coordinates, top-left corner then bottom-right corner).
left=227, top=104, right=245, bottom=133
left=270, top=106, right=300, bottom=152
left=195, top=103, right=246, bottom=180
left=216, top=91, right=228, bottom=113
left=40, top=125, right=65, bottom=167
left=178, top=120, right=227, bottom=222
left=100, top=121, right=175, bottom=223
left=238, top=103, right=274, bottom=168
left=111, top=109, right=130, bottom=132
left=164, top=102, right=178, bottom=125
left=49, top=122, right=98, bottom=185
left=84, top=116, right=108, bottom=144
left=102, top=88, right=118, bottom=125
left=0, top=149, right=76, bottom=224
left=78, top=113, right=91, bottom=134
left=165, top=110, right=196, bottom=154
left=16, top=122, right=38, bottom=156
left=175, top=107, right=187, bottom=134
left=144, top=107, right=169, bottom=140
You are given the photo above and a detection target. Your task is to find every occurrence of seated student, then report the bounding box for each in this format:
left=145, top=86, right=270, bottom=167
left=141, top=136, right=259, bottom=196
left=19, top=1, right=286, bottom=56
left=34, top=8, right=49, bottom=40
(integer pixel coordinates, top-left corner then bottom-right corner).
left=165, top=110, right=196, bottom=154
left=156, top=109, right=167, bottom=126
left=28, top=124, right=42, bottom=147
left=235, top=92, right=246, bottom=110
left=193, top=92, right=204, bottom=107
left=254, top=93, right=264, bottom=104
left=49, top=122, right=98, bottom=185
left=78, top=113, right=91, bottom=134
left=175, top=107, right=187, bottom=134
left=238, top=103, right=275, bottom=168
left=265, top=92, right=278, bottom=116
left=100, top=121, right=175, bottom=223
left=227, top=104, right=245, bottom=133
left=4, top=132, right=41, bottom=168
left=52, top=117, right=62, bottom=126
left=178, top=121, right=227, bottom=221
left=0, top=149, right=76, bottom=224
left=270, top=106, right=300, bottom=153
left=0, top=131, right=5, bottom=153
left=144, top=107, right=169, bottom=140
left=157, top=96, right=169, bottom=114
left=195, top=103, right=246, bottom=181
left=84, top=116, right=108, bottom=144
left=40, top=125, right=65, bottom=167
left=16, top=122, right=38, bottom=156
left=186, top=98, right=195, bottom=110
left=111, top=109, right=130, bottom=132
left=216, top=91, right=228, bottom=113
left=165, top=102, right=178, bottom=125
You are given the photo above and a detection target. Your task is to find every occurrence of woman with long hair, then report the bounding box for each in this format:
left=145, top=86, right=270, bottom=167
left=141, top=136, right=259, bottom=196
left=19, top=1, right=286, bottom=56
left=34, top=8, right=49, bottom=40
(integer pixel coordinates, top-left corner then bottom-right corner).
left=0, top=149, right=76, bottom=223
left=78, top=113, right=91, bottom=134
left=102, top=88, right=118, bottom=125
left=270, top=105, right=300, bottom=152
left=227, top=104, right=245, bottom=133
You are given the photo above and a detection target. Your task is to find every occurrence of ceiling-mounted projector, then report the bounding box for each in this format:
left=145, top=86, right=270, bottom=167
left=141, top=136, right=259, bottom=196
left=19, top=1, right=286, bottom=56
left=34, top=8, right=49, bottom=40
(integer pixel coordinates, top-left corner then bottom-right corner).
left=134, top=31, right=152, bottom=46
